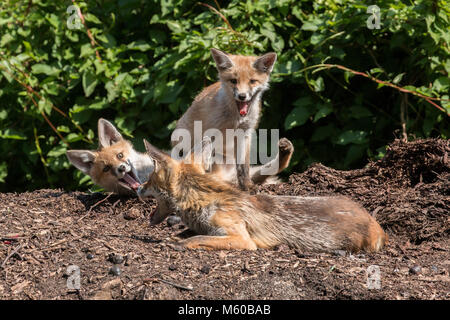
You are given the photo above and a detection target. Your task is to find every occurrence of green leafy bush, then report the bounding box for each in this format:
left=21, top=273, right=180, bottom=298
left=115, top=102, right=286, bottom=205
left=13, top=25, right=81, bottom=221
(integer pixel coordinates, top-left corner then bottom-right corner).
left=0, top=0, right=448, bottom=192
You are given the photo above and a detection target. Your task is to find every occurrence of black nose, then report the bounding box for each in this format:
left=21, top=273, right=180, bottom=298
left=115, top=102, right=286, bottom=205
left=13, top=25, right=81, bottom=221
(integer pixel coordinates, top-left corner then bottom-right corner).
left=238, top=94, right=246, bottom=101
left=118, top=164, right=126, bottom=173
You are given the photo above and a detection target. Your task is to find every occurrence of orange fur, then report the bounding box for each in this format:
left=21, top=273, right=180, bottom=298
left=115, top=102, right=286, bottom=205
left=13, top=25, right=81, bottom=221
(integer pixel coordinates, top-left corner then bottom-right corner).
left=139, top=141, right=388, bottom=253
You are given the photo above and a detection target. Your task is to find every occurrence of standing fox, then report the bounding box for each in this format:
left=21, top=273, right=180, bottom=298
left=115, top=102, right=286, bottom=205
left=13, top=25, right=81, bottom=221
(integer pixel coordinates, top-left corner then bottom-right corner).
left=138, top=138, right=387, bottom=252
left=175, top=49, right=293, bottom=190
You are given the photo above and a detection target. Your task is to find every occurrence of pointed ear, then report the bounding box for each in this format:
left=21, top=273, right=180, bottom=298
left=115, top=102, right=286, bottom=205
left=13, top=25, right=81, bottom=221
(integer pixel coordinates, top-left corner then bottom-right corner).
left=253, top=52, right=277, bottom=73
left=184, top=136, right=213, bottom=171
left=98, top=118, right=123, bottom=148
left=211, top=48, right=234, bottom=71
left=66, top=150, right=96, bottom=175
left=143, top=139, right=170, bottom=163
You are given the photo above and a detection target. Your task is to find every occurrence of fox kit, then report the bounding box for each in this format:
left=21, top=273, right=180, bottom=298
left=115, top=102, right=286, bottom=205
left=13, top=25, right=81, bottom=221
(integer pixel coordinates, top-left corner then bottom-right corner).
left=175, top=48, right=293, bottom=190
left=138, top=138, right=388, bottom=253
left=66, top=118, right=153, bottom=195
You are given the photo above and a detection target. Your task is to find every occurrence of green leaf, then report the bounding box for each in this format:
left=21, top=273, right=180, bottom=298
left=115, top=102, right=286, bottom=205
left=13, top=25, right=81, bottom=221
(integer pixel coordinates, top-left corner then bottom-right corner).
left=84, top=13, right=102, bottom=24
left=313, top=103, right=333, bottom=122
left=82, top=71, right=98, bottom=97
left=31, top=64, right=60, bottom=77
left=1, top=128, right=27, bottom=140
left=284, top=107, right=311, bottom=130
left=336, top=130, right=368, bottom=145
left=392, top=73, right=405, bottom=84
left=105, top=81, right=118, bottom=102
left=301, top=22, right=318, bottom=31
left=433, top=77, right=450, bottom=92
left=38, top=98, right=52, bottom=115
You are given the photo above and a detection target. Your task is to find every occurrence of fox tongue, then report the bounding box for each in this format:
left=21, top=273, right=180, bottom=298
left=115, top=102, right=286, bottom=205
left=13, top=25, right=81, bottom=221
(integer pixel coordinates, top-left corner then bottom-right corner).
left=237, top=101, right=249, bottom=116
left=123, top=173, right=140, bottom=190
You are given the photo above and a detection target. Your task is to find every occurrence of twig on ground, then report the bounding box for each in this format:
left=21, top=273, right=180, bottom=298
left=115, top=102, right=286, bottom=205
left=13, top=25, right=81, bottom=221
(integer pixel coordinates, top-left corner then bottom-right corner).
left=1, top=244, right=23, bottom=269
left=78, top=193, right=113, bottom=222
left=159, top=278, right=194, bottom=291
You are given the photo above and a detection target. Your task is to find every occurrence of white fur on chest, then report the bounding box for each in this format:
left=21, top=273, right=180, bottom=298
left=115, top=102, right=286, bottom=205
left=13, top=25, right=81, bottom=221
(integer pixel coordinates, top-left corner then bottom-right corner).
left=178, top=203, right=225, bottom=236
left=128, top=150, right=154, bottom=183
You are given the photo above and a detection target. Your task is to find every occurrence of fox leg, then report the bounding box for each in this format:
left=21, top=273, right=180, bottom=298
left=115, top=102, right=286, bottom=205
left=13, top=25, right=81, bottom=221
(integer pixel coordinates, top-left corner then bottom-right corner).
left=179, top=235, right=257, bottom=250
left=236, top=134, right=254, bottom=191
left=178, top=210, right=257, bottom=250
left=251, top=138, right=294, bottom=184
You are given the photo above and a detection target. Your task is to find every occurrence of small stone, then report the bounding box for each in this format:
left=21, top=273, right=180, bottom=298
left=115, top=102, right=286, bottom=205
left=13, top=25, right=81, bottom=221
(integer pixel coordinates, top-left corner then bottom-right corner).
left=333, top=250, right=346, bottom=257
left=123, top=208, right=140, bottom=220
left=430, top=265, right=439, bottom=273
left=200, top=265, right=211, bottom=274
left=108, top=253, right=124, bottom=265
left=86, top=253, right=94, bottom=260
left=168, top=264, right=177, bottom=271
left=109, top=265, right=121, bottom=276
left=409, top=265, right=421, bottom=275
left=167, top=215, right=181, bottom=227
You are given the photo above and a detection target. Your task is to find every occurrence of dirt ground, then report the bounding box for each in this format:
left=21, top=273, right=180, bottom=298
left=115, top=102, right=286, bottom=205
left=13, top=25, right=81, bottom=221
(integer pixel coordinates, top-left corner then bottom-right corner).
left=0, top=138, right=448, bottom=300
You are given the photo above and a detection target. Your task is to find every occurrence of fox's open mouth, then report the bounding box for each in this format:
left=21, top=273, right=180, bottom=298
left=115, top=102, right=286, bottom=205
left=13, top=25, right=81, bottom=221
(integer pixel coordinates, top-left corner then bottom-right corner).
left=236, top=99, right=252, bottom=117
left=119, top=170, right=141, bottom=191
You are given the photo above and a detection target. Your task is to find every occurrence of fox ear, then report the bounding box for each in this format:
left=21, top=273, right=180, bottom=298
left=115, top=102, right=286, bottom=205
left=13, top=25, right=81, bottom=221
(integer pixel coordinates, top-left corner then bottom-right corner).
left=253, top=52, right=277, bottom=73
left=98, top=118, right=123, bottom=148
left=143, top=139, right=170, bottom=164
left=66, top=150, right=96, bottom=175
left=211, top=48, right=234, bottom=71
left=184, top=136, right=213, bottom=171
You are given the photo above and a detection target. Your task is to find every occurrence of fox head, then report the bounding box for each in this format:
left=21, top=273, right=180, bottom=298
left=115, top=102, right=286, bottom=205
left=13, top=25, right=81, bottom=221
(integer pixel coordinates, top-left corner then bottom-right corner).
left=137, top=137, right=213, bottom=225
left=66, top=118, right=143, bottom=195
left=138, top=137, right=213, bottom=198
left=210, top=48, right=277, bottom=117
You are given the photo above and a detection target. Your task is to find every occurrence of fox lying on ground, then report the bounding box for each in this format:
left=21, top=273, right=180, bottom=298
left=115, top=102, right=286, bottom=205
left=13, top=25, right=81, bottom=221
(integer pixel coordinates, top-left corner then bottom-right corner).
left=66, top=118, right=292, bottom=194
left=66, top=118, right=153, bottom=195
left=66, top=118, right=292, bottom=224
left=175, top=48, right=292, bottom=190
left=137, top=138, right=388, bottom=252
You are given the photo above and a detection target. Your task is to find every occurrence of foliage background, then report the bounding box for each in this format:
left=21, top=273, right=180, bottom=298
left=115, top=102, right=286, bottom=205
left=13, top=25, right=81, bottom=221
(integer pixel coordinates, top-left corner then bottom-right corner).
left=0, top=0, right=449, bottom=192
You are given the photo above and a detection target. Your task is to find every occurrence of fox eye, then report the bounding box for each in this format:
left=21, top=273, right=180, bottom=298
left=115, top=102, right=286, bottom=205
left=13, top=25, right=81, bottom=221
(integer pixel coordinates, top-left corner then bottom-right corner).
left=250, top=79, right=257, bottom=84
left=103, top=165, right=111, bottom=172
left=229, top=79, right=237, bottom=84
left=117, top=152, right=123, bottom=159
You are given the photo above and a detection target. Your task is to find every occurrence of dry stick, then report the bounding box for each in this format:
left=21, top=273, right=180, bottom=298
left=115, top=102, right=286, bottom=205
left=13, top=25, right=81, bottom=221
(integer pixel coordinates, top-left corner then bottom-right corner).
left=1, top=244, right=23, bottom=269
left=28, top=92, right=68, bottom=145
left=198, top=2, right=235, bottom=32
left=8, top=63, right=70, bottom=120
left=72, top=0, right=102, bottom=62
left=28, top=236, right=84, bottom=253
left=400, top=93, right=408, bottom=142
left=0, top=64, right=69, bottom=145
left=0, top=62, right=89, bottom=140
left=78, top=193, right=113, bottom=222
left=158, top=278, right=194, bottom=291
left=298, top=63, right=448, bottom=114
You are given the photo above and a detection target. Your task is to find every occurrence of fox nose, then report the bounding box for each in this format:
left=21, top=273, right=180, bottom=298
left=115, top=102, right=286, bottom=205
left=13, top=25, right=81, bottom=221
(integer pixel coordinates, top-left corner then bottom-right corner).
left=118, top=164, right=126, bottom=173
left=238, top=94, right=246, bottom=101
